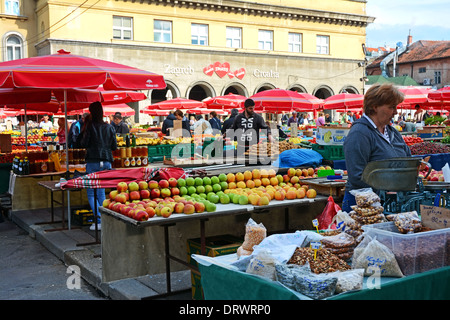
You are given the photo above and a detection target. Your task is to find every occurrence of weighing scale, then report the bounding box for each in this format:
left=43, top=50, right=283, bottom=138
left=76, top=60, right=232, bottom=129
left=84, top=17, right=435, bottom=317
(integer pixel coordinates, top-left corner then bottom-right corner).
left=362, top=157, right=436, bottom=213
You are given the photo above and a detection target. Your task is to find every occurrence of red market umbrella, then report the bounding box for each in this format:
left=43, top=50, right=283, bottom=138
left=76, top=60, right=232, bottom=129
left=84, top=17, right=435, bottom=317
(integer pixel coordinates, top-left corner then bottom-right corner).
left=147, top=98, right=205, bottom=110
left=140, top=108, right=171, bottom=116
left=0, top=49, right=166, bottom=90
left=247, top=89, right=322, bottom=112
left=90, top=103, right=135, bottom=117
left=204, top=93, right=247, bottom=109
left=398, top=86, right=430, bottom=106
left=427, top=87, right=450, bottom=101
left=322, top=93, right=364, bottom=110
left=0, top=108, right=18, bottom=118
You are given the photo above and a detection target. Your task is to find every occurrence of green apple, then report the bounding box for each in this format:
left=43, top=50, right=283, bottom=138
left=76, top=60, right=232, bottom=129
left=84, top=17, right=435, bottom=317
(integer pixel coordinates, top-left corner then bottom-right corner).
left=188, top=186, right=197, bottom=195
left=177, top=178, right=186, bottom=187
left=194, top=177, right=203, bottom=186
left=220, top=181, right=228, bottom=190
left=218, top=173, right=227, bottom=182
left=196, top=185, right=205, bottom=194
left=204, top=185, right=213, bottom=194
left=220, top=194, right=230, bottom=204
left=210, top=176, right=220, bottom=185
left=212, top=184, right=222, bottom=193
left=180, top=186, right=188, bottom=195
left=206, top=202, right=216, bottom=212
left=238, top=195, right=249, bottom=205
left=202, top=177, right=212, bottom=185
left=186, top=177, right=195, bottom=186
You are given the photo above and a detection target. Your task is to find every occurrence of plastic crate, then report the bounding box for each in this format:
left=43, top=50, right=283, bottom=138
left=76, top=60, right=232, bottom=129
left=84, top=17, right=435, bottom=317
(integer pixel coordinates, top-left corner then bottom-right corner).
left=148, top=143, right=194, bottom=163
left=202, top=138, right=223, bottom=158
left=311, top=144, right=344, bottom=160
left=71, top=208, right=94, bottom=226
left=362, top=222, right=450, bottom=276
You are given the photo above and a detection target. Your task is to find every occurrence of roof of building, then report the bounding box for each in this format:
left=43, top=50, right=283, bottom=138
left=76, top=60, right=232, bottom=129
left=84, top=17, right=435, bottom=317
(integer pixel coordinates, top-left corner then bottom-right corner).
left=367, top=75, right=419, bottom=86
left=398, top=40, right=450, bottom=63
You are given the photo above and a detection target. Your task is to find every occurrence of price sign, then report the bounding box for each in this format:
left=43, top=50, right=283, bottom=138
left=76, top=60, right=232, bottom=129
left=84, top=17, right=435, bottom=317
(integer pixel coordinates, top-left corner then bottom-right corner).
left=312, top=219, right=319, bottom=233
left=310, top=241, right=321, bottom=260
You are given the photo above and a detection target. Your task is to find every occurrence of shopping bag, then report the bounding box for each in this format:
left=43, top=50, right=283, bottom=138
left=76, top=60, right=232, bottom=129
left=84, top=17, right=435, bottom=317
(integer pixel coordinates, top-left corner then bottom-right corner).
left=315, top=196, right=341, bottom=230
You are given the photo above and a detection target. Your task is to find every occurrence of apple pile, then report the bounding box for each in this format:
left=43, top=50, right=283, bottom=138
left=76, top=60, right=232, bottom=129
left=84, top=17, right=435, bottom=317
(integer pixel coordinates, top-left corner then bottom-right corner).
left=103, top=180, right=217, bottom=220
left=419, top=168, right=444, bottom=182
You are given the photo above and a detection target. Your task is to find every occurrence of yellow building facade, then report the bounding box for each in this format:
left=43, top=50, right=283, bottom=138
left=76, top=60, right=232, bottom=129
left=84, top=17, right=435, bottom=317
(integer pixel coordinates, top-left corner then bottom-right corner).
left=2, top=0, right=374, bottom=122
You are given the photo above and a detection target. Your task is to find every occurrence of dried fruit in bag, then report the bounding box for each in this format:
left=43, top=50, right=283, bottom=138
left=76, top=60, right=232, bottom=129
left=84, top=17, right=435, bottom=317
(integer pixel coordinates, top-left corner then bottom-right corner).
left=242, top=218, right=267, bottom=251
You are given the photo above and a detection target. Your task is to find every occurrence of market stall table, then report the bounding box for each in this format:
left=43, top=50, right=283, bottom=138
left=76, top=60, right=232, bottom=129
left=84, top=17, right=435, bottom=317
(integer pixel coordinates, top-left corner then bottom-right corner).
left=99, top=195, right=327, bottom=297
left=301, top=176, right=347, bottom=199
left=192, top=253, right=450, bottom=300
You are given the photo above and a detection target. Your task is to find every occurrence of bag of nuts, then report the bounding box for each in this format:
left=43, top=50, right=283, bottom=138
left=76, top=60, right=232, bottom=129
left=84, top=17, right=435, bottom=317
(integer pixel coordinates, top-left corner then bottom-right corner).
left=242, top=218, right=267, bottom=251
left=350, top=188, right=381, bottom=207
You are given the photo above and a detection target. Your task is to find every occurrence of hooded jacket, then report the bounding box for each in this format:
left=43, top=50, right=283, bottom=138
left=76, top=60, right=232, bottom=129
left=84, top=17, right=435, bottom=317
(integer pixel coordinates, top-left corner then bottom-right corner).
left=343, top=116, right=411, bottom=192
left=162, top=114, right=191, bottom=136
left=77, top=122, right=117, bottom=163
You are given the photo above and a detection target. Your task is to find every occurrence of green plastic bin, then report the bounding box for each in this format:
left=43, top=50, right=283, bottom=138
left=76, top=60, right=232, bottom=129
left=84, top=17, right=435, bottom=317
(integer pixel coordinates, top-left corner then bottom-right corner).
left=311, top=144, right=345, bottom=160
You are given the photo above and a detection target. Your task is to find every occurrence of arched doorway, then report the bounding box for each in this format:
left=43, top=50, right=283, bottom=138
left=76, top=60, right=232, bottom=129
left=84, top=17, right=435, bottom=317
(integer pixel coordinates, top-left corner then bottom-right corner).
left=254, top=83, right=276, bottom=94
left=340, top=86, right=359, bottom=94
left=222, top=82, right=248, bottom=97
left=313, top=85, right=333, bottom=99
left=287, top=84, right=307, bottom=93
left=150, top=80, right=180, bottom=103
left=186, top=81, right=216, bottom=101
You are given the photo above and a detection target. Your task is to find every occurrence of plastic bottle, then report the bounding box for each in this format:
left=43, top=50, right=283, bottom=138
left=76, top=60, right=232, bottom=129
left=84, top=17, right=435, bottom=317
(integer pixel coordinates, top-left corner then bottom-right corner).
left=13, top=156, right=19, bottom=174
left=23, top=157, right=30, bottom=175
left=18, top=159, right=24, bottom=175
left=130, top=157, right=136, bottom=167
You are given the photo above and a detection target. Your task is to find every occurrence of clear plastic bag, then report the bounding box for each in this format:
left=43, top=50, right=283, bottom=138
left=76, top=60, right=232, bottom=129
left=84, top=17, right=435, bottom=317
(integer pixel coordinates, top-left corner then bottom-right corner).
left=242, top=218, right=267, bottom=251
left=246, top=249, right=276, bottom=280
left=350, top=188, right=380, bottom=207
left=392, top=211, right=422, bottom=234
left=352, top=236, right=404, bottom=277
left=328, top=269, right=364, bottom=293
left=320, top=232, right=356, bottom=249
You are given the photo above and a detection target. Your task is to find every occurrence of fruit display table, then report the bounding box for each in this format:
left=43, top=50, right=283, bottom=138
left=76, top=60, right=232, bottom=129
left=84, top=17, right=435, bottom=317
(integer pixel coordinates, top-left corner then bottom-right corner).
left=98, top=195, right=328, bottom=295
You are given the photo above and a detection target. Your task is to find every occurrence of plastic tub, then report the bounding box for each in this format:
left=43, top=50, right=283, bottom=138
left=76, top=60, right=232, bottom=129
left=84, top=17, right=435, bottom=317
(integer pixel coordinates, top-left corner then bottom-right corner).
left=362, top=222, right=450, bottom=276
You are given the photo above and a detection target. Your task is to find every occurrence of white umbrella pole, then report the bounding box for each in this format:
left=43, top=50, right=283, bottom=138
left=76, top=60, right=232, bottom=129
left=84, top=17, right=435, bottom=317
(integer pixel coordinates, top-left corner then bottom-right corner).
left=24, top=104, right=28, bottom=153
left=64, top=90, right=71, bottom=230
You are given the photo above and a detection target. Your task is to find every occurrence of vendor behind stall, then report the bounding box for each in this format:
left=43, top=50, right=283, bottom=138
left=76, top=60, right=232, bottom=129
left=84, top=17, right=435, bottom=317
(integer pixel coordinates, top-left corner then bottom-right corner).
left=342, top=83, right=411, bottom=212
left=399, top=120, right=416, bottom=133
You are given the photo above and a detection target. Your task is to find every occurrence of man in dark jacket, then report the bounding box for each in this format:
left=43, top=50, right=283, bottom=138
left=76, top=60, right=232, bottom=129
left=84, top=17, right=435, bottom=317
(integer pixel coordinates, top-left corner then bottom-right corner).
left=221, top=108, right=239, bottom=135
left=67, top=113, right=89, bottom=148
left=112, top=113, right=130, bottom=134
left=228, top=99, right=273, bottom=154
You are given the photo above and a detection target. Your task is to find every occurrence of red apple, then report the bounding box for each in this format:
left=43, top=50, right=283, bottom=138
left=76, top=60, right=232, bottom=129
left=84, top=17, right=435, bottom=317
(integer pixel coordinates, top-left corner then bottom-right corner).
left=117, top=182, right=128, bottom=192
left=102, top=199, right=111, bottom=208
left=159, top=179, right=170, bottom=189
left=129, top=190, right=141, bottom=201
left=145, top=206, right=156, bottom=218
left=194, top=202, right=205, bottom=213
left=171, top=187, right=180, bottom=196
left=109, top=190, right=119, bottom=201
left=160, top=206, right=173, bottom=218
left=140, top=189, right=150, bottom=199
left=108, top=201, right=116, bottom=210
left=183, top=203, right=195, bottom=214
left=112, top=202, right=123, bottom=213
left=161, top=188, right=171, bottom=198
left=138, top=181, right=148, bottom=190
left=150, top=189, right=161, bottom=198
left=168, top=178, right=178, bottom=188
left=114, top=193, right=127, bottom=204
left=148, top=180, right=159, bottom=189
left=174, top=202, right=185, bottom=213
left=134, top=210, right=149, bottom=221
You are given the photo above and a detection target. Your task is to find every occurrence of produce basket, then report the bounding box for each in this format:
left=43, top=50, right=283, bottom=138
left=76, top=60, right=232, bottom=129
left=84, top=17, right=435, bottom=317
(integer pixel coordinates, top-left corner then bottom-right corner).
left=311, top=144, right=344, bottom=160
left=148, top=143, right=194, bottom=163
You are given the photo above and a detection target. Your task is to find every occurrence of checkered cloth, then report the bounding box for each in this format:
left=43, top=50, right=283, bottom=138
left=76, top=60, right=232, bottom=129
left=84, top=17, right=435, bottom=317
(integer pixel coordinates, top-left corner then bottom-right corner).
left=61, top=167, right=186, bottom=189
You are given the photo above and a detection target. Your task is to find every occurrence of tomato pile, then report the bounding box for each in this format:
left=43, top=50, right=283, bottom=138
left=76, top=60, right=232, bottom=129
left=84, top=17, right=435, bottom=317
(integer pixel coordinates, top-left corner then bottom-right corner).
left=403, top=136, right=423, bottom=146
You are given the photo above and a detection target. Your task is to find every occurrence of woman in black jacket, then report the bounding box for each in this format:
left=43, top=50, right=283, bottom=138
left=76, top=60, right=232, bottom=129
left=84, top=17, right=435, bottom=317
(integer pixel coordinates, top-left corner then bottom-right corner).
left=77, top=102, right=117, bottom=230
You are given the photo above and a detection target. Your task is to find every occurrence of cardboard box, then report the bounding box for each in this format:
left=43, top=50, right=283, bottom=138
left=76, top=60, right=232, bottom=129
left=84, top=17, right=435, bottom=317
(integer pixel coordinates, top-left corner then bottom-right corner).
left=417, top=125, right=445, bottom=139
left=187, top=234, right=243, bottom=300
left=316, top=126, right=350, bottom=145
left=186, top=234, right=243, bottom=268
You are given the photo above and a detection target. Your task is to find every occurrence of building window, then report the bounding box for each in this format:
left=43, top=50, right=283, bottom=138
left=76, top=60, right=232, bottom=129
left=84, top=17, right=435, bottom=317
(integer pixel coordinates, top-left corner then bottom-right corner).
left=5, top=0, right=20, bottom=15
left=419, top=67, right=426, bottom=73
left=6, top=35, right=22, bottom=61
left=434, top=71, right=441, bottom=85
left=191, top=24, right=208, bottom=46
left=258, top=30, right=273, bottom=50
left=154, top=20, right=172, bottom=43
left=316, top=35, right=329, bottom=54
left=288, top=32, right=302, bottom=53
left=113, top=16, right=133, bottom=40
left=226, top=27, right=242, bottom=49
